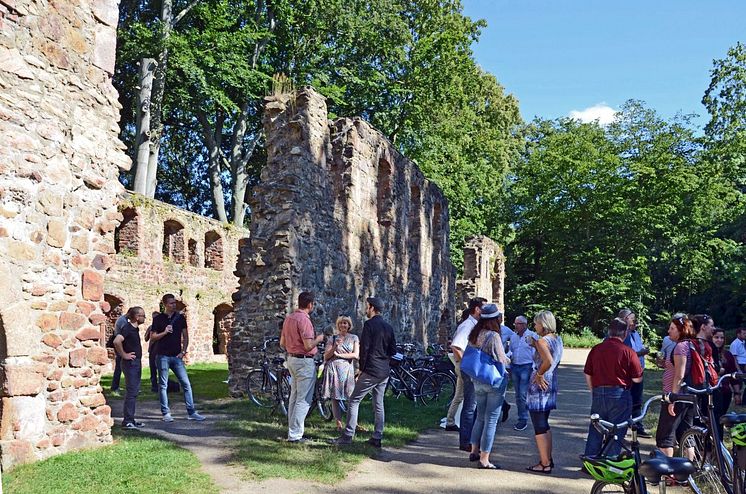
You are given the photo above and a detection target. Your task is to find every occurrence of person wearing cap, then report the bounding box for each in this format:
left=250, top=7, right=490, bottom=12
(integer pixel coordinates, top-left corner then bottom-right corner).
left=280, top=291, right=325, bottom=443
left=332, top=296, right=397, bottom=448
left=465, top=303, right=510, bottom=470
left=447, top=297, right=487, bottom=443
left=583, top=317, right=642, bottom=457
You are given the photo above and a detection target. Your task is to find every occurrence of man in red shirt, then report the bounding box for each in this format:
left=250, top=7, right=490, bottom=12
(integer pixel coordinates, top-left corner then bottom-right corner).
left=583, top=318, right=643, bottom=456
left=280, top=291, right=325, bottom=443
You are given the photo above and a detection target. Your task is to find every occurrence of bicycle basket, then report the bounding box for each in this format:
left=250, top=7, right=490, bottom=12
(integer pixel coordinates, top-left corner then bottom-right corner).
left=732, top=423, right=746, bottom=447
left=390, top=353, right=404, bottom=367
left=581, top=454, right=635, bottom=484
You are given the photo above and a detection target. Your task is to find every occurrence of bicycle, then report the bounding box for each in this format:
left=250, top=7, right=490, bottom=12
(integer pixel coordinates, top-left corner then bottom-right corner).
left=245, top=337, right=291, bottom=415
left=720, top=412, right=746, bottom=494
left=581, top=394, right=696, bottom=494
left=674, top=373, right=746, bottom=494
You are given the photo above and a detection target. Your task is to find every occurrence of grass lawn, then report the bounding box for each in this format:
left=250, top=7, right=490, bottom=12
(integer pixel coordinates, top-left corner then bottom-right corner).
left=2, top=430, right=217, bottom=494
left=40, top=362, right=443, bottom=487
left=214, top=391, right=446, bottom=483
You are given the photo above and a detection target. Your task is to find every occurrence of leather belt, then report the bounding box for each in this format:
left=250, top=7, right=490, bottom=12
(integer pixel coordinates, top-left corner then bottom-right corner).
left=289, top=353, right=314, bottom=359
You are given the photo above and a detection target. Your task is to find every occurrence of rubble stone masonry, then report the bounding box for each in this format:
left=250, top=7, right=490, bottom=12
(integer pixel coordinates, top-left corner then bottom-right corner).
left=229, top=88, right=454, bottom=395
left=0, top=0, right=128, bottom=468
left=105, top=193, right=248, bottom=364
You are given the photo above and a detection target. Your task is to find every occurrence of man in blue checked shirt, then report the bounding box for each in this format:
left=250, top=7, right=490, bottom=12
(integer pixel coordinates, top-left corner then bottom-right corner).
left=507, top=315, right=536, bottom=431
left=620, top=309, right=651, bottom=438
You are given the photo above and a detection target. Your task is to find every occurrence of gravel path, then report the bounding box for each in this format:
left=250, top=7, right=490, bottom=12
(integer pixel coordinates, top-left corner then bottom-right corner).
left=109, top=349, right=669, bottom=494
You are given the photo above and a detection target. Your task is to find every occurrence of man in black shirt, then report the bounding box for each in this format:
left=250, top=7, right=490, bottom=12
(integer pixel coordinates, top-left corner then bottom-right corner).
left=113, top=306, right=146, bottom=429
left=333, top=297, right=396, bottom=447
left=150, top=293, right=205, bottom=422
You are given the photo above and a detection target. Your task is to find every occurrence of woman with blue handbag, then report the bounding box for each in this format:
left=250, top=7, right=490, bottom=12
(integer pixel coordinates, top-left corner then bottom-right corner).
left=463, top=304, right=510, bottom=470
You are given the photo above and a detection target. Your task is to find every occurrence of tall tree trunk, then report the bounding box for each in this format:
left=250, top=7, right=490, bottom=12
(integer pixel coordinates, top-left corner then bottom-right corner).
left=197, top=110, right=229, bottom=223
left=133, top=58, right=156, bottom=195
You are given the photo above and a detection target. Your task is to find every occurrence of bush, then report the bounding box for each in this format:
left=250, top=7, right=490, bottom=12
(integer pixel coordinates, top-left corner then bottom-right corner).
left=561, top=327, right=601, bottom=348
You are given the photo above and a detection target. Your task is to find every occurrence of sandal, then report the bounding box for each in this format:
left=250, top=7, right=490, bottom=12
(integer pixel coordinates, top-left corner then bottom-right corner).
left=478, top=462, right=500, bottom=469
left=526, top=463, right=553, bottom=474
left=469, top=453, right=480, bottom=462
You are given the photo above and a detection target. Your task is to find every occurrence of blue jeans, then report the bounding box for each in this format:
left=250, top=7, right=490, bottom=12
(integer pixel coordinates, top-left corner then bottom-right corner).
left=122, top=358, right=141, bottom=424
left=470, top=379, right=508, bottom=453
left=157, top=355, right=195, bottom=416
left=584, top=387, right=631, bottom=456
left=111, top=354, right=122, bottom=391
left=511, top=363, right=532, bottom=423
left=459, top=373, right=477, bottom=448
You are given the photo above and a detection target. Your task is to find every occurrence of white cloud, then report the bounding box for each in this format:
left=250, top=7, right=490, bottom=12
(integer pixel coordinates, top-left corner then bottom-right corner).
left=568, top=103, right=618, bottom=125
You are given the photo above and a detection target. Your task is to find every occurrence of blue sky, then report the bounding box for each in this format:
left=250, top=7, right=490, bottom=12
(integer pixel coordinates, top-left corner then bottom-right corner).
left=462, top=1, right=746, bottom=126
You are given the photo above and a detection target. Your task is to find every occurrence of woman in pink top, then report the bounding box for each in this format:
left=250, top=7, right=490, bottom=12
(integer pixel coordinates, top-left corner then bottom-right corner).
left=656, top=313, right=697, bottom=456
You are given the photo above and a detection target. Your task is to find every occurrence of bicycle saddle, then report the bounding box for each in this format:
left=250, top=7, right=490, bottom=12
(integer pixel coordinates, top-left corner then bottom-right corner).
left=639, top=451, right=695, bottom=481
left=720, top=412, right=746, bottom=426
left=272, top=357, right=285, bottom=365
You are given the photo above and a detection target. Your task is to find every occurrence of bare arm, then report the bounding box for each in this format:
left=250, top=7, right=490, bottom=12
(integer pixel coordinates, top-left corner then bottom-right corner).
left=632, top=376, right=643, bottom=383
left=672, top=353, right=687, bottom=394
left=450, top=345, right=464, bottom=360
left=180, top=326, right=189, bottom=355
left=113, top=335, right=135, bottom=360
left=335, top=338, right=360, bottom=360
left=303, top=334, right=324, bottom=352
left=324, top=337, right=336, bottom=361
left=584, top=373, right=593, bottom=391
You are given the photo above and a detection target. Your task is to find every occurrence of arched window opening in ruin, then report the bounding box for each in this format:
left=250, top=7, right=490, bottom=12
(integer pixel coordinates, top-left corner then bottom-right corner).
left=212, top=304, right=234, bottom=355
left=162, top=220, right=185, bottom=263
left=188, top=238, right=199, bottom=267
left=204, top=231, right=224, bottom=270
left=103, top=294, right=125, bottom=345
left=114, top=207, right=139, bottom=255
left=377, top=158, right=393, bottom=226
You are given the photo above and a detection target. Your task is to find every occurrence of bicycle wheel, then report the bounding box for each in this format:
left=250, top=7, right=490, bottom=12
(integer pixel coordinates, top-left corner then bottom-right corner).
left=277, top=373, right=291, bottom=416
left=247, top=369, right=275, bottom=408
left=418, top=371, right=456, bottom=407
left=590, top=480, right=629, bottom=494
left=678, top=427, right=729, bottom=494
left=315, top=380, right=333, bottom=421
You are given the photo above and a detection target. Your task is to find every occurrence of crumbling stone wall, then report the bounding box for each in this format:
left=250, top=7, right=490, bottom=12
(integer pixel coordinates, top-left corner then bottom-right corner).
left=105, top=193, right=249, bottom=363
left=0, top=0, right=128, bottom=468
left=456, top=236, right=505, bottom=311
left=229, top=87, right=454, bottom=394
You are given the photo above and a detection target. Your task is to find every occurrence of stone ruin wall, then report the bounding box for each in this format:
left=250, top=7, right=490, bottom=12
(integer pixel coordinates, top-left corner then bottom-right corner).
left=456, top=236, right=505, bottom=313
left=0, top=0, right=128, bottom=468
left=105, top=193, right=249, bottom=364
left=229, top=88, right=455, bottom=394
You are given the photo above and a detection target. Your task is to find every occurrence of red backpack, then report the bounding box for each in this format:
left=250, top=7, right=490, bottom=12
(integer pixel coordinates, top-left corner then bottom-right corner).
left=674, top=339, right=717, bottom=388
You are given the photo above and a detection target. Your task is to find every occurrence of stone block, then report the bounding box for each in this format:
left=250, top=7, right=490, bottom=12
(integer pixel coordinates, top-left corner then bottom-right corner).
left=57, top=402, right=79, bottom=422
left=37, top=189, right=63, bottom=216
left=70, top=233, right=89, bottom=254
left=75, top=325, right=101, bottom=341
left=88, top=313, right=106, bottom=325
left=60, top=312, right=87, bottom=331
left=76, top=301, right=96, bottom=316
left=0, top=440, right=35, bottom=468
left=47, top=218, right=67, bottom=247
left=86, top=346, right=108, bottom=365
left=69, top=348, right=86, bottom=367
left=41, top=333, right=63, bottom=348
left=0, top=46, right=34, bottom=79
left=79, top=393, right=105, bottom=408
left=0, top=395, right=46, bottom=442
left=6, top=240, right=36, bottom=260
left=93, top=24, right=116, bottom=74
left=72, top=414, right=99, bottom=432
left=93, top=0, right=118, bottom=26
left=3, top=302, right=42, bottom=356
left=2, top=362, right=44, bottom=396
left=82, top=269, right=103, bottom=300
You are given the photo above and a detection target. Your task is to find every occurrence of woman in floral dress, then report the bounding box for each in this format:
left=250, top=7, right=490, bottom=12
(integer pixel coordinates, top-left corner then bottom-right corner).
left=323, top=316, right=359, bottom=430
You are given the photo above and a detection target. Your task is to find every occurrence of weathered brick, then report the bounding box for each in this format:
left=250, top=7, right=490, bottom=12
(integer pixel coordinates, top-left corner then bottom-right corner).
left=86, top=346, right=108, bottom=365
left=2, top=364, right=44, bottom=396
left=57, top=402, right=78, bottom=422
left=68, top=348, right=86, bottom=368
left=75, top=325, right=101, bottom=341
left=41, top=333, right=63, bottom=348
left=81, top=269, right=103, bottom=301
left=60, top=312, right=87, bottom=331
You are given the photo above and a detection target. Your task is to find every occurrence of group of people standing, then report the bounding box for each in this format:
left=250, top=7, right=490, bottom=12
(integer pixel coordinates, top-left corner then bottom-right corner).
left=110, top=293, right=206, bottom=429
left=446, top=298, right=564, bottom=472
left=584, top=309, right=744, bottom=461
left=279, top=292, right=397, bottom=447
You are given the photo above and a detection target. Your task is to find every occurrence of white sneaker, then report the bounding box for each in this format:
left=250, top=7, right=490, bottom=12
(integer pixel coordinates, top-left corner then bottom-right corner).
left=162, top=413, right=174, bottom=422
left=188, top=412, right=206, bottom=421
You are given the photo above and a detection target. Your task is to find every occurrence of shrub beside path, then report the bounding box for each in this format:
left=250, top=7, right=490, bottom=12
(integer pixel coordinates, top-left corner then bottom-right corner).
left=112, top=349, right=608, bottom=493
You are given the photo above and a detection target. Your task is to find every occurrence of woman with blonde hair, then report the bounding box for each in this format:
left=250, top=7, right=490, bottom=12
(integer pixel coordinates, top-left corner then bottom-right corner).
left=526, top=310, right=563, bottom=474
left=323, top=315, right=359, bottom=430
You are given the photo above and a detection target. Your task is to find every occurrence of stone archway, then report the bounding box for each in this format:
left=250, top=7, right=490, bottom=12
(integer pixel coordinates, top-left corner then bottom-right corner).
left=103, top=294, right=125, bottom=343
left=212, top=304, right=234, bottom=355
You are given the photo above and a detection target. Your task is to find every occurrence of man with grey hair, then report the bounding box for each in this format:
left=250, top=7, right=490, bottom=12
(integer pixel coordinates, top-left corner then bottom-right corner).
left=508, top=315, right=536, bottom=431
left=583, top=318, right=643, bottom=456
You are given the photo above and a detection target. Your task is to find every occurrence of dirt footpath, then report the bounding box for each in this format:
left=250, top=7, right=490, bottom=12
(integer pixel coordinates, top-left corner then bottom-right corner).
left=112, top=349, right=645, bottom=494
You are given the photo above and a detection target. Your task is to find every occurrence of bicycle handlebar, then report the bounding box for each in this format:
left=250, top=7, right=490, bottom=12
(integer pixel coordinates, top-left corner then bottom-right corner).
left=678, top=372, right=743, bottom=395
left=663, top=392, right=697, bottom=404
left=590, top=394, right=662, bottom=433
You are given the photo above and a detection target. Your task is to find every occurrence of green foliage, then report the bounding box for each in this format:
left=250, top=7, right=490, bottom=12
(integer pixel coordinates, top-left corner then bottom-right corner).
left=506, top=100, right=741, bottom=332
left=114, top=0, right=522, bottom=263
left=561, top=327, right=601, bottom=348
left=3, top=431, right=217, bottom=494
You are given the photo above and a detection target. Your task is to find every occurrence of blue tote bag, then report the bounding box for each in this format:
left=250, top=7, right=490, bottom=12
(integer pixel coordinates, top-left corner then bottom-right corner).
left=460, top=343, right=505, bottom=388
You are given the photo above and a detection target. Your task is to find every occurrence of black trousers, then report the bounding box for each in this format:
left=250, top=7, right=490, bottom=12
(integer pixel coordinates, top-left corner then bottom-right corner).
left=149, top=351, right=159, bottom=390
left=122, top=358, right=142, bottom=425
